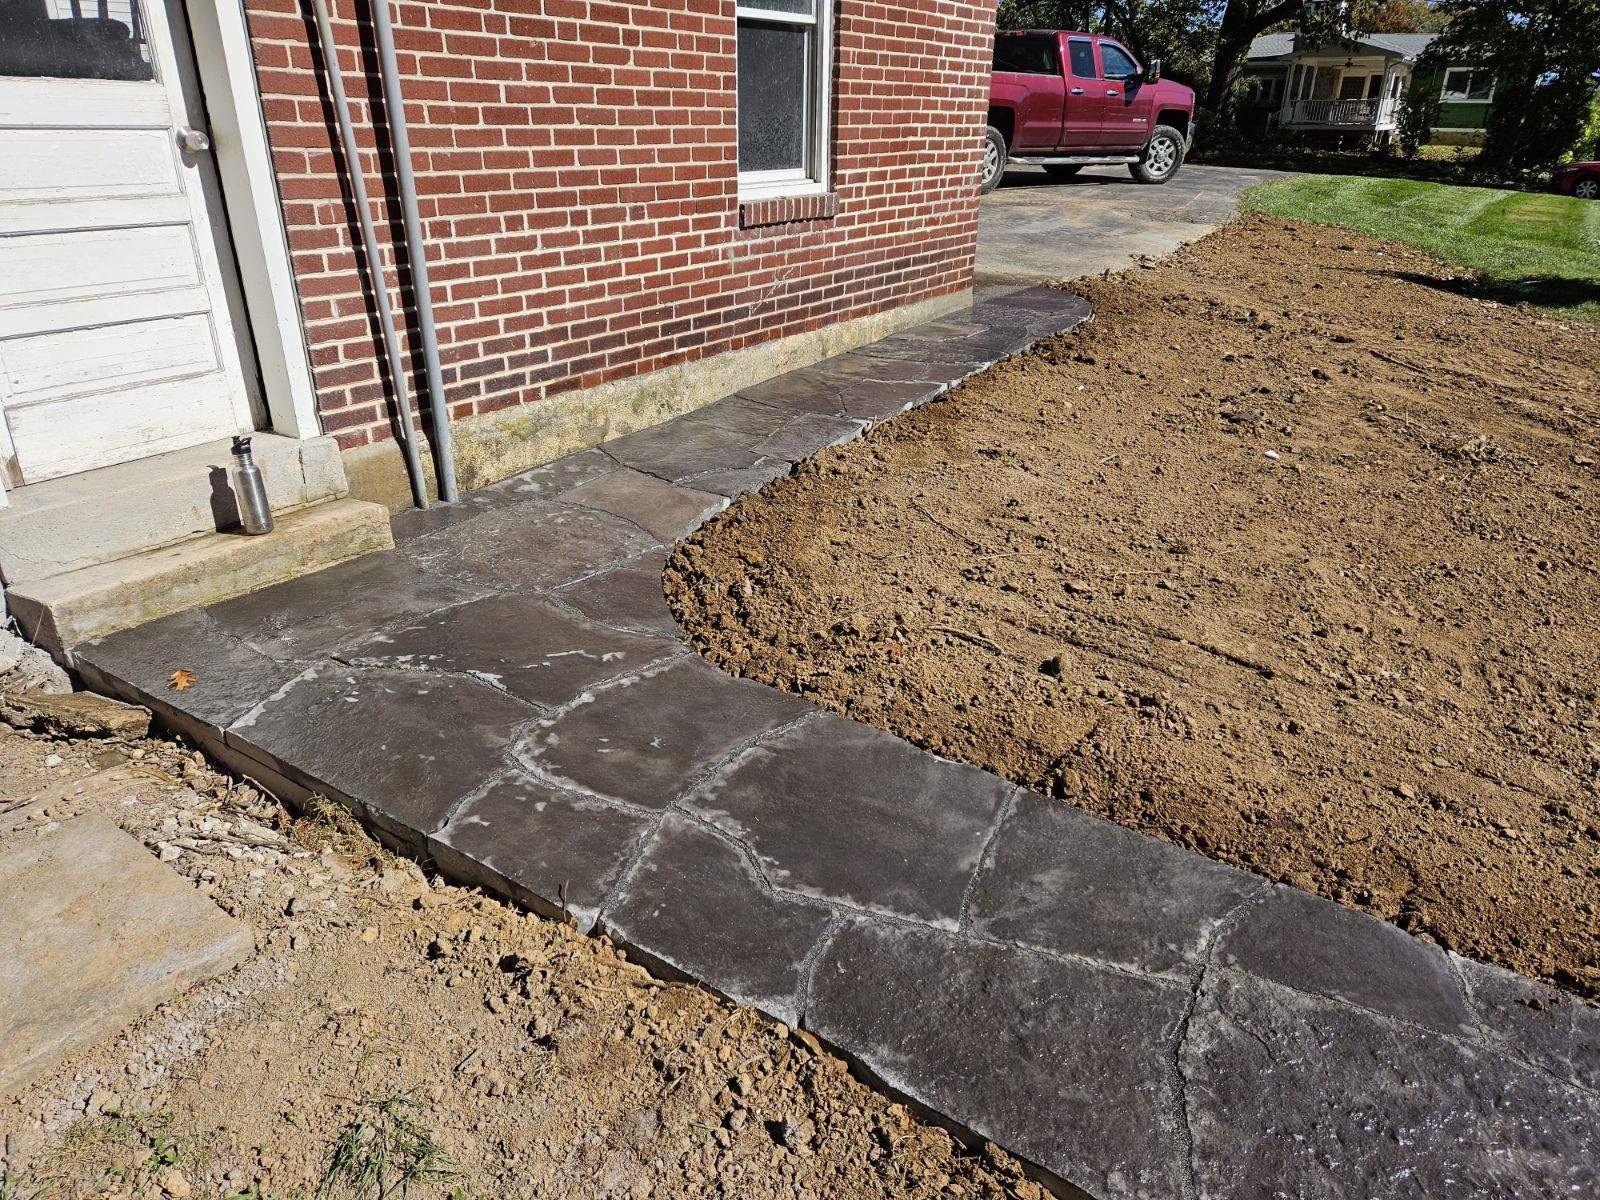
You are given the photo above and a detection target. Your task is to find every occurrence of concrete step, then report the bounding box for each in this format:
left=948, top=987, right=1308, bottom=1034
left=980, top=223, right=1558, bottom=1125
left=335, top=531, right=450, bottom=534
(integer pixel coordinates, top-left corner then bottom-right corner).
left=7, top=499, right=394, bottom=652
left=0, top=434, right=348, bottom=586
left=0, top=810, right=252, bottom=1098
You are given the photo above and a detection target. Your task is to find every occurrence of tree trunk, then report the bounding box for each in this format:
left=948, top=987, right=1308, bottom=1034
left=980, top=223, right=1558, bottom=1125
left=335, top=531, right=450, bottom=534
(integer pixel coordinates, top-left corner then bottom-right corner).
left=1203, top=0, right=1306, bottom=119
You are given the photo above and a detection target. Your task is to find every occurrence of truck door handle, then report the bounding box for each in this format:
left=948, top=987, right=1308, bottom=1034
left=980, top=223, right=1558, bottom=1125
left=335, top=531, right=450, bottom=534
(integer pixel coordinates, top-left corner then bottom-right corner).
left=1070, top=86, right=1084, bottom=95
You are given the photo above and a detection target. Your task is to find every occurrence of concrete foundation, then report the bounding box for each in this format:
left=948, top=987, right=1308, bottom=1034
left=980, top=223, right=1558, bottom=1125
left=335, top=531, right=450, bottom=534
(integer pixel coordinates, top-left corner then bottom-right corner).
left=343, top=289, right=973, bottom=512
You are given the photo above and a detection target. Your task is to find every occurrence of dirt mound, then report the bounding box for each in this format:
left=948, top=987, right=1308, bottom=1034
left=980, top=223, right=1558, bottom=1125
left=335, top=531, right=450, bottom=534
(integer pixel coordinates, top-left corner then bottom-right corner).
left=667, top=213, right=1600, bottom=999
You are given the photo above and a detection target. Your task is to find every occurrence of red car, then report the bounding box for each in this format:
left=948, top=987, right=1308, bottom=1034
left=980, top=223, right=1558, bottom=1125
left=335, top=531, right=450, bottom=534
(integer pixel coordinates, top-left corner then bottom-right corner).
left=1553, top=160, right=1599, bottom=200
left=983, top=30, right=1197, bottom=194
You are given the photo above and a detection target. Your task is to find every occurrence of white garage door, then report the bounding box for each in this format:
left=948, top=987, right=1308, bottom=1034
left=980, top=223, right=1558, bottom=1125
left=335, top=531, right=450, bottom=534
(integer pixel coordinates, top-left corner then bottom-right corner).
left=0, top=0, right=254, bottom=485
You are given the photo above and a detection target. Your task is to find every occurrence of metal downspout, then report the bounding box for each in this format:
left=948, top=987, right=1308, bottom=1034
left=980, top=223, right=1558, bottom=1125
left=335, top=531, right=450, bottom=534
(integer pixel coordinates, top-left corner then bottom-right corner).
left=368, top=0, right=459, bottom=502
left=309, top=0, right=429, bottom=510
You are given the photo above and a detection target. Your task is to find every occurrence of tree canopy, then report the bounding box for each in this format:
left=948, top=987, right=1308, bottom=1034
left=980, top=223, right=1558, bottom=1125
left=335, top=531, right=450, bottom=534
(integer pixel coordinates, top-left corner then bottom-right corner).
left=1427, top=0, right=1600, bottom=170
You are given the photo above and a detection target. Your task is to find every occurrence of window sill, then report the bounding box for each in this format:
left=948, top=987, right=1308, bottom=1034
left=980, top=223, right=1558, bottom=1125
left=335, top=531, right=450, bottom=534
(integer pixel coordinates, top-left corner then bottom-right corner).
left=739, top=191, right=839, bottom=229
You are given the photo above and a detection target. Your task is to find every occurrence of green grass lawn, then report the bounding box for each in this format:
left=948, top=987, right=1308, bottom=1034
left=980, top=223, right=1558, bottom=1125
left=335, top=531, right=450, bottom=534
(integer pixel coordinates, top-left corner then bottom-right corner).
left=1243, top=174, right=1600, bottom=320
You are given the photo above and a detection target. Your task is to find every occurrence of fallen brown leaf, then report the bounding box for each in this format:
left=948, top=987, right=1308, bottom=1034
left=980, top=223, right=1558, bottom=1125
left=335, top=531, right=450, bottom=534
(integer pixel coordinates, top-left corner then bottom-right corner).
left=168, top=669, right=197, bottom=692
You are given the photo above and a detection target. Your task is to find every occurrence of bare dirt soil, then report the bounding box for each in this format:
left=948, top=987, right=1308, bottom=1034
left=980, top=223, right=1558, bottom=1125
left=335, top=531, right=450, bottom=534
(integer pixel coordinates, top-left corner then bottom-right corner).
left=1, top=719, right=1042, bottom=1200
left=667, top=213, right=1600, bottom=999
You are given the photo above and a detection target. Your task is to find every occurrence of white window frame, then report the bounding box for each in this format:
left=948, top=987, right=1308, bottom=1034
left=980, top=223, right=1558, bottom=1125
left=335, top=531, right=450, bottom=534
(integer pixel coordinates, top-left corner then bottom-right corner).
left=735, top=2, right=834, bottom=200
left=1440, top=67, right=1493, bottom=103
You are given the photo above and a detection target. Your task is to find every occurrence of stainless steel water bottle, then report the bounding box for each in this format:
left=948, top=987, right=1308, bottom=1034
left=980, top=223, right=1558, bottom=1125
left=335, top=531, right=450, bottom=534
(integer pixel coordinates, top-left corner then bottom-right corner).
left=232, top=435, right=274, bottom=535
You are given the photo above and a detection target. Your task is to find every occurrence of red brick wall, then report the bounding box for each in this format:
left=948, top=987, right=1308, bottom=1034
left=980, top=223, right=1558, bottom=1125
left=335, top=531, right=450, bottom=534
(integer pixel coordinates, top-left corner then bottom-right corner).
left=244, top=0, right=996, bottom=457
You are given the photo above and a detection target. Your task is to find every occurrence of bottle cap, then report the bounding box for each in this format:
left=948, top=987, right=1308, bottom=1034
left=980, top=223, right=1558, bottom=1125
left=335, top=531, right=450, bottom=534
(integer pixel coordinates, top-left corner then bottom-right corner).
left=232, top=435, right=252, bottom=457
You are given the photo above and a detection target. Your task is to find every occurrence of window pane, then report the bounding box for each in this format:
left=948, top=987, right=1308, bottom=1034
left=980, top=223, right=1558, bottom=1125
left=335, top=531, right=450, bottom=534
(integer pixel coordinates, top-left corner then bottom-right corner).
left=993, top=34, right=1057, bottom=75
left=1067, top=39, right=1096, bottom=79
left=1100, top=44, right=1137, bottom=79
left=741, top=0, right=815, bottom=15
left=1467, top=71, right=1492, bottom=100
left=738, top=20, right=808, bottom=174
left=0, top=0, right=154, bottom=81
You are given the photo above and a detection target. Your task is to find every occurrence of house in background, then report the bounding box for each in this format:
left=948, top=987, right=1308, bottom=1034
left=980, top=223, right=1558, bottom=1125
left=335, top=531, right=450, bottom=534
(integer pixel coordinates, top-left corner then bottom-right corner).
left=1242, top=31, right=1495, bottom=146
left=0, top=0, right=993, bottom=652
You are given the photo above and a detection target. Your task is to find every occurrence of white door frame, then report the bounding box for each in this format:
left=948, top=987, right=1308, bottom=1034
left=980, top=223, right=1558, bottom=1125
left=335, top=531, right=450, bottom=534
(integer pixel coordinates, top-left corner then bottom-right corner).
left=0, top=0, right=312, bottom=512
left=178, top=0, right=320, bottom=442
left=0, top=0, right=313, bottom=510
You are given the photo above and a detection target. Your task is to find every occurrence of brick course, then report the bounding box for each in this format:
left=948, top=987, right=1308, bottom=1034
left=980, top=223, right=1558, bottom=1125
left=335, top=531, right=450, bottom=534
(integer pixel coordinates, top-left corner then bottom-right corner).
left=244, top=0, right=995, bottom=459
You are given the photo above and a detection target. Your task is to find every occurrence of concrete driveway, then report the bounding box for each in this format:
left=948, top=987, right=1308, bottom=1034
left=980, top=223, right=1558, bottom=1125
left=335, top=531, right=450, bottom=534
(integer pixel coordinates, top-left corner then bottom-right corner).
left=977, top=162, right=1288, bottom=285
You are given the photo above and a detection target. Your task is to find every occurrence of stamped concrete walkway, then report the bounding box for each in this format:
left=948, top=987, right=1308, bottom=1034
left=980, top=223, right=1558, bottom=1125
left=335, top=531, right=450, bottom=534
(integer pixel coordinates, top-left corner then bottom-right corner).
left=74, top=289, right=1597, bottom=1199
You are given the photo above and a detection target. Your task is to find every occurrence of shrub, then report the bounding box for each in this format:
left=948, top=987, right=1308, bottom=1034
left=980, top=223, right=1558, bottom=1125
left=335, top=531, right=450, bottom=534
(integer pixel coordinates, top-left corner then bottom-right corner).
left=1396, top=73, right=1441, bottom=159
left=1571, top=97, right=1600, bottom=161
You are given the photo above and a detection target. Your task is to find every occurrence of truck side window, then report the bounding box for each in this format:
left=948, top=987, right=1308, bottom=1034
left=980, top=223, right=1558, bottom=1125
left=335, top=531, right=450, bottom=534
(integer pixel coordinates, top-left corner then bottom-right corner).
left=993, top=34, right=1059, bottom=75
left=1067, top=38, right=1097, bottom=80
left=1100, top=42, right=1140, bottom=81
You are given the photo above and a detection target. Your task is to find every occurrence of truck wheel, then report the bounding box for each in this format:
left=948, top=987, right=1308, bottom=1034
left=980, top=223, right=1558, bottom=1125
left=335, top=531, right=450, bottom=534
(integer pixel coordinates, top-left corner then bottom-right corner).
left=1043, top=164, right=1082, bottom=178
left=1129, top=125, right=1185, bottom=184
left=980, top=126, right=1008, bottom=194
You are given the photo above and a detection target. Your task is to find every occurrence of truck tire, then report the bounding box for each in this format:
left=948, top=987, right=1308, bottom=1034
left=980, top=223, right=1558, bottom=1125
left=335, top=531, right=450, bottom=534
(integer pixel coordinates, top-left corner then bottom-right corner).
left=1129, top=124, right=1185, bottom=184
left=980, top=126, right=1008, bottom=194
left=1043, top=164, right=1082, bottom=178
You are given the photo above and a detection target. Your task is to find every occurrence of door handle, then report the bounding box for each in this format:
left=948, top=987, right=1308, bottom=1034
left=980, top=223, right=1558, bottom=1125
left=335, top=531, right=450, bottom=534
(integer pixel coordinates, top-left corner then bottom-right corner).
left=1106, top=88, right=1121, bottom=96
left=176, top=126, right=211, bottom=153
left=1070, top=86, right=1084, bottom=95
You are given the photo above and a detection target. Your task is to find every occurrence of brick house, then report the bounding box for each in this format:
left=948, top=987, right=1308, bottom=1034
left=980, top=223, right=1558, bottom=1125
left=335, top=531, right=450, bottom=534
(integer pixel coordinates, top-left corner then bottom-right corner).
left=0, top=0, right=993, bottom=645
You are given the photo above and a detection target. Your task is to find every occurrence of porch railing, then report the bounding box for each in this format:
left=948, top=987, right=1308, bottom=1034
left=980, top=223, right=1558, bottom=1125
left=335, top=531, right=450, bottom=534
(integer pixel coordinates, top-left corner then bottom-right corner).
left=1278, top=97, right=1398, bottom=128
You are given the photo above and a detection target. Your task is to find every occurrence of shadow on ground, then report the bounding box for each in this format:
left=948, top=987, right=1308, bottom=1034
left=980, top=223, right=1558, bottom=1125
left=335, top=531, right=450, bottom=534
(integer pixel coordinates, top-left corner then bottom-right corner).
left=1389, top=269, right=1600, bottom=312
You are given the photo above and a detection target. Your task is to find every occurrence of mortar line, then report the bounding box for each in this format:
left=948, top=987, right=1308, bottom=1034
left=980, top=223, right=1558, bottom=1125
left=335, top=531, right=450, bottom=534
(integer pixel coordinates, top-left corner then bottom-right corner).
left=1167, top=885, right=1271, bottom=1200
left=957, top=785, right=1023, bottom=932
left=693, top=704, right=821, bottom=780
left=1444, top=953, right=1599, bottom=1102
left=506, top=649, right=694, bottom=734
left=549, top=545, right=664, bottom=586
left=1202, top=958, right=1600, bottom=1102
left=669, top=454, right=792, bottom=491
left=224, top=663, right=321, bottom=734
left=591, top=809, right=669, bottom=930
left=595, top=445, right=679, bottom=489
left=426, top=764, right=521, bottom=840
left=324, top=654, right=551, bottom=710
left=795, top=912, right=846, bottom=1027
left=506, top=678, right=809, bottom=823
left=536, top=588, right=666, bottom=638
left=545, top=491, right=685, bottom=550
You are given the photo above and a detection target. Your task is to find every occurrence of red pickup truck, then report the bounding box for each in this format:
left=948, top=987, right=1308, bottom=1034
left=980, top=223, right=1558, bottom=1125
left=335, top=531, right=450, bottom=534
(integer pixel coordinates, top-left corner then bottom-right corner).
left=983, top=30, right=1197, bottom=193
